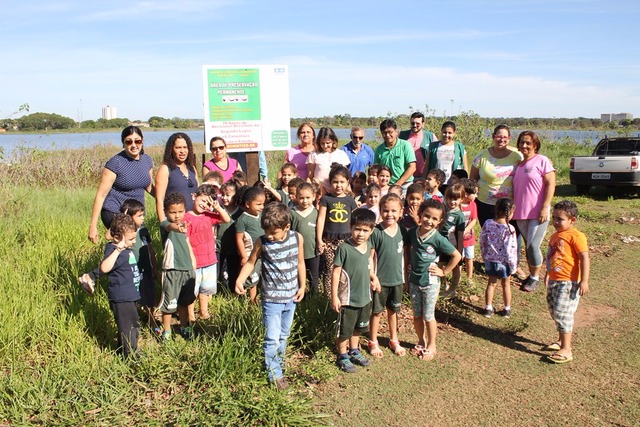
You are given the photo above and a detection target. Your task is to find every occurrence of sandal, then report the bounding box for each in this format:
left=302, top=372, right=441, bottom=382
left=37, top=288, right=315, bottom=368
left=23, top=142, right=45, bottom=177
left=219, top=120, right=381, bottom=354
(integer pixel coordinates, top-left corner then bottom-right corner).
left=367, top=340, right=384, bottom=358
left=541, top=342, right=561, bottom=352
left=546, top=353, right=573, bottom=364
left=410, top=345, right=425, bottom=357
left=389, top=339, right=406, bottom=357
left=418, top=348, right=436, bottom=361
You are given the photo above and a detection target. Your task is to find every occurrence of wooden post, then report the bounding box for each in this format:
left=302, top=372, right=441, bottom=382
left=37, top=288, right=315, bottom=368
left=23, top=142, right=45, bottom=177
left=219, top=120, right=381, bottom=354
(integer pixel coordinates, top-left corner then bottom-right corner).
left=246, top=152, right=260, bottom=185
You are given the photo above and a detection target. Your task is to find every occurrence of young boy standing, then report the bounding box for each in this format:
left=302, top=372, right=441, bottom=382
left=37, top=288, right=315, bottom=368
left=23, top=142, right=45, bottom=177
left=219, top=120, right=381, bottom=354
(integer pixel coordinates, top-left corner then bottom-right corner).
left=440, top=183, right=466, bottom=297
left=159, top=192, right=197, bottom=340
left=368, top=194, right=407, bottom=358
left=544, top=200, right=590, bottom=364
left=331, top=208, right=380, bottom=373
left=235, top=203, right=306, bottom=390
left=100, top=214, right=141, bottom=358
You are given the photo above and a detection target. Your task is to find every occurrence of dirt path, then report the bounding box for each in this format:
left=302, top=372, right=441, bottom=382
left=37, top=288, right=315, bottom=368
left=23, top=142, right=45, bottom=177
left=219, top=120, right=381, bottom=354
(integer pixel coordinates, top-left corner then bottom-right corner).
left=313, top=216, right=640, bottom=426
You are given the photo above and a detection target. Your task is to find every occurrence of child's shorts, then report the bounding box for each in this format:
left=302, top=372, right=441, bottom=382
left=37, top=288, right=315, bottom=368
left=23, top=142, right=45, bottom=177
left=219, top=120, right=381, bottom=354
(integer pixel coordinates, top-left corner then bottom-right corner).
left=138, top=271, right=155, bottom=309
left=484, top=261, right=511, bottom=279
left=462, top=246, right=474, bottom=260
left=372, top=284, right=403, bottom=314
left=195, top=264, right=217, bottom=296
left=336, top=303, right=371, bottom=340
left=160, top=269, right=196, bottom=313
left=546, top=280, right=581, bottom=333
left=410, top=283, right=440, bottom=321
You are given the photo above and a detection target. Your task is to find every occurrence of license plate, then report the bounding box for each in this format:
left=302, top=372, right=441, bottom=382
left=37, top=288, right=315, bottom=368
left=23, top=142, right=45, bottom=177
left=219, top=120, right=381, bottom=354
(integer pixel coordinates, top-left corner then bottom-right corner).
left=591, top=173, right=610, bottom=180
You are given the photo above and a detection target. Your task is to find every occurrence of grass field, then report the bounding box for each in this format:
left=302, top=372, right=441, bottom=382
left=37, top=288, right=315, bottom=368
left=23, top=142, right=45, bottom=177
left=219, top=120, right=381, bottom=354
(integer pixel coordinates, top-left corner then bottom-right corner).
left=1, top=135, right=638, bottom=425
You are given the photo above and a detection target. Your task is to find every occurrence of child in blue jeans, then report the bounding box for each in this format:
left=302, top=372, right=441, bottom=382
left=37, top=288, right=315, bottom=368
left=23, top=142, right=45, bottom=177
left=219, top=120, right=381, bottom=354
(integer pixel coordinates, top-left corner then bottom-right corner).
left=235, top=203, right=306, bottom=390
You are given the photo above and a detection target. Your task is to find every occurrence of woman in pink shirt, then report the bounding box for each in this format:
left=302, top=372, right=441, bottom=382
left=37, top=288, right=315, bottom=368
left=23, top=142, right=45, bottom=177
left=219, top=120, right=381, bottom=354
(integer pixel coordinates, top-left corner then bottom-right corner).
left=512, top=131, right=556, bottom=293
left=284, top=123, right=316, bottom=180
left=202, top=136, right=243, bottom=183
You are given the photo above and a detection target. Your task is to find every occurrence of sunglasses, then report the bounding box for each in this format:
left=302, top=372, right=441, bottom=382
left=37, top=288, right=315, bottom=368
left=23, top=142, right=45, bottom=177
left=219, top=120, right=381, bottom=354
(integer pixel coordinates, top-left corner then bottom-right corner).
left=211, top=146, right=226, bottom=151
left=124, top=139, right=143, bottom=146
left=187, top=177, right=194, bottom=188
left=352, top=136, right=364, bottom=141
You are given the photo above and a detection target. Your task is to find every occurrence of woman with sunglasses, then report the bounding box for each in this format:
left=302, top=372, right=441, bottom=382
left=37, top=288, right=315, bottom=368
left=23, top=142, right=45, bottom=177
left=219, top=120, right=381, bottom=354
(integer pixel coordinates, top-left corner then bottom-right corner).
left=155, top=132, right=199, bottom=222
left=88, top=125, right=155, bottom=244
left=202, top=136, right=242, bottom=183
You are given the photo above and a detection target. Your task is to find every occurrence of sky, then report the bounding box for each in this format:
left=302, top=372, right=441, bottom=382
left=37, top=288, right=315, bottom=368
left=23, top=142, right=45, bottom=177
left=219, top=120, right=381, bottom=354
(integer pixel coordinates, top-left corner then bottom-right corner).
left=1, top=0, right=639, bottom=122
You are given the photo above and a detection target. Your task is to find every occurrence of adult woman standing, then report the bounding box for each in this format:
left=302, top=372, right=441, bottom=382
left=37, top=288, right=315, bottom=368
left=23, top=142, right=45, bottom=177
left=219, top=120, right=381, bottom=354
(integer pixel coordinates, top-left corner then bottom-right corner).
left=512, top=131, right=556, bottom=292
left=155, top=133, right=199, bottom=222
left=88, top=125, right=155, bottom=243
left=202, top=136, right=242, bottom=183
left=81, top=126, right=154, bottom=292
left=284, top=123, right=316, bottom=180
left=470, top=124, right=523, bottom=226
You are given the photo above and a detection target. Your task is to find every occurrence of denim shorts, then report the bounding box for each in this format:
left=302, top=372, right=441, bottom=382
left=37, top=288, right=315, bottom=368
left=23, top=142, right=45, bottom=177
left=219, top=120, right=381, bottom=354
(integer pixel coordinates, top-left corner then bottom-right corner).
left=484, top=261, right=510, bottom=279
left=463, top=245, right=474, bottom=259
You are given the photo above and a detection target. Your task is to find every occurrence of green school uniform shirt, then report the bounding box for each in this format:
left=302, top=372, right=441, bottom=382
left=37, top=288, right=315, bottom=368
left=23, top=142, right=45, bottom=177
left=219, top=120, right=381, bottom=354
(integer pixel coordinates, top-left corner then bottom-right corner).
left=369, top=224, right=405, bottom=287
left=333, top=240, right=372, bottom=308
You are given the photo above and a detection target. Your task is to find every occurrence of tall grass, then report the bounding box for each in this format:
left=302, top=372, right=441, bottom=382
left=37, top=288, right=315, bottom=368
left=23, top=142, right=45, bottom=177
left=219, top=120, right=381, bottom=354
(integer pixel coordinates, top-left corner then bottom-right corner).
left=0, top=186, right=331, bottom=425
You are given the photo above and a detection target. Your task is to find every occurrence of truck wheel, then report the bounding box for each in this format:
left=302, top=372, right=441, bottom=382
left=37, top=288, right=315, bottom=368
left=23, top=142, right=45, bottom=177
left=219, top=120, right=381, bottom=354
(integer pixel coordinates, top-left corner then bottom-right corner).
left=576, top=185, right=590, bottom=196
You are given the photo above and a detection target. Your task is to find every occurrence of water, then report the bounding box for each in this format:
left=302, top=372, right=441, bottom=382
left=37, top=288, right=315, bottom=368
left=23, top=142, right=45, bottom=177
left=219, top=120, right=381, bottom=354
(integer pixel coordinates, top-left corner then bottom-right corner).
left=0, top=128, right=627, bottom=159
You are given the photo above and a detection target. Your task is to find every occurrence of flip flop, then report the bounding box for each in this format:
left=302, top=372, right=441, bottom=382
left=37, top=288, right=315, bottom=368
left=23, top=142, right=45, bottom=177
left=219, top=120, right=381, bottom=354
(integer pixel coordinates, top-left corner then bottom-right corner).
left=547, top=353, right=573, bottom=364
left=541, top=342, right=561, bottom=352
left=418, top=348, right=436, bottom=361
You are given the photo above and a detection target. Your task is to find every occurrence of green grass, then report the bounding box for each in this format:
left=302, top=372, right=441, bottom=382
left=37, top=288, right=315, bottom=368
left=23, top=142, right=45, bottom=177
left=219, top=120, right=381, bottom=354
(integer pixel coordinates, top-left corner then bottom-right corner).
left=0, top=133, right=631, bottom=425
left=0, top=186, right=331, bottom=425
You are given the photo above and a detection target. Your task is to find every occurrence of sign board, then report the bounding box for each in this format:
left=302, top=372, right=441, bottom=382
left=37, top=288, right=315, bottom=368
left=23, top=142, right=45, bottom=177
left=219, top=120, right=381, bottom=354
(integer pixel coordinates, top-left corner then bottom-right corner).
left=202, top=65, right=291, bottom=152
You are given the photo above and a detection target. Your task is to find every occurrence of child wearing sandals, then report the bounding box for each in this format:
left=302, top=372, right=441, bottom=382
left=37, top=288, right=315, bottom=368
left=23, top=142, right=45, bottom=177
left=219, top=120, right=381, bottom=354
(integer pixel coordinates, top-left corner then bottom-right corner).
left=404, top=199, right=461, bottom=361
left=542, top=200, right=590, bottom=364
left=368, top=193, right=407, bottom=358
left=479, top=198, right=518, bottom=318
left=331, top=208, right=380, bottom=373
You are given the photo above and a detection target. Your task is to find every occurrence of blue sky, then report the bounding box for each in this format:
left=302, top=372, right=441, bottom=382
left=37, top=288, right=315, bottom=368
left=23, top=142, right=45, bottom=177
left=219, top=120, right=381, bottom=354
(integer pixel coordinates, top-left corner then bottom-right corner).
left=1, top=0, right=639, bottom=122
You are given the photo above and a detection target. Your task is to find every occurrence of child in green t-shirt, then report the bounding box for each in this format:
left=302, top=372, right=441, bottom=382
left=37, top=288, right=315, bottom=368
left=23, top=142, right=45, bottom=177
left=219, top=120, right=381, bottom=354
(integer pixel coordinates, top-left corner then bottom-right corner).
left=368, top=193, right=407, bottom=358
left=331, top=209, right=380, bottom=373
left=404, top=199, right=461, bottom=361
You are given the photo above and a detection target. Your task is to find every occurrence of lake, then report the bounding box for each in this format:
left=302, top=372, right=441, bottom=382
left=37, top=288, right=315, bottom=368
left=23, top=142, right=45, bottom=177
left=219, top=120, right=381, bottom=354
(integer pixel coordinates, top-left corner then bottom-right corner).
left=0, top=128, right=626, bottom=159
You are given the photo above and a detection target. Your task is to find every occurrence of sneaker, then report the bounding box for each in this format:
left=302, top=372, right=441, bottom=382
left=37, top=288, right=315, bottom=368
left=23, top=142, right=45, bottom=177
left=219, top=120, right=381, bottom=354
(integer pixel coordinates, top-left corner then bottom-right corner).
left=521, top=277, right=540, bottom=293
left=349, top=350, right=371, bottom=367
left=274, top=377, right=289, bottom=391
left=79, top=274, right=95, bottom=295
left=502, top=308, right=512, bottom=318
left=161, top=330, right=172, bottom=341
left=336, top=357, right=357, bottom=373
left=483, top=307, right=495, bottom=318
left=181, top=326, right=194, bottom=340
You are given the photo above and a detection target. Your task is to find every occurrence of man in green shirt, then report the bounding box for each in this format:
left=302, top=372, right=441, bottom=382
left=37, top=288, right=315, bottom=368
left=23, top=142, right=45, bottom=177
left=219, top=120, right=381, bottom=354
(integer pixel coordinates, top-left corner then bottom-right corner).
left=374, top=119, right=416, bottom=189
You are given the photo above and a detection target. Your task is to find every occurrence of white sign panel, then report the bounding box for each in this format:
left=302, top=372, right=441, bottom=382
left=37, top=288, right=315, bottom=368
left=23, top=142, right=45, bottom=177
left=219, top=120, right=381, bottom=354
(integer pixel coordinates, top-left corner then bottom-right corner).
left=202, top=65, right=291, bottom=152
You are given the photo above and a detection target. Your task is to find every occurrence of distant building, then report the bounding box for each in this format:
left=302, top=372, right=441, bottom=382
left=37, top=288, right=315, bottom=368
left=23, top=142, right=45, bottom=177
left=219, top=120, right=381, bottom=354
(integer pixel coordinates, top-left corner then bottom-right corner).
left=601, top=113, right=633, bottom=122
left=102, top=105, right=118, bottom=120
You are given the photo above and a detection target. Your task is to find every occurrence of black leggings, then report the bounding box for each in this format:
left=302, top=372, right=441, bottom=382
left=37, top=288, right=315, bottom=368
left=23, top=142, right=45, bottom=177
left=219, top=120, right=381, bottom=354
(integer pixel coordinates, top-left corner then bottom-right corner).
left=109, top=300, right=139, bottom=358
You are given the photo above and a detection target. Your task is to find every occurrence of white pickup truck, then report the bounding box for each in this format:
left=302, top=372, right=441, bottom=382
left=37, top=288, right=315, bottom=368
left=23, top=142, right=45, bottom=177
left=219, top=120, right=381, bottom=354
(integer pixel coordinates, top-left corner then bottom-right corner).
left=569, top=137, right=640, bottom=195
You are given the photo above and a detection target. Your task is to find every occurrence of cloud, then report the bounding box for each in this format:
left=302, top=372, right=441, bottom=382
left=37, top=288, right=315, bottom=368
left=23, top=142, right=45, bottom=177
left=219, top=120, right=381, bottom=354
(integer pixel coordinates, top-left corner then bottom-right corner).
left=77, top=0, right=234, bottom=22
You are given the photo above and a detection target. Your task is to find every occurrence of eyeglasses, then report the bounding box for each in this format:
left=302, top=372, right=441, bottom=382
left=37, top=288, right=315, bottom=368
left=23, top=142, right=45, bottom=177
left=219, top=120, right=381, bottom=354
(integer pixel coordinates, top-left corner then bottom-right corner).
left=352, top=136, right=364, bottom=141
left=211, top=146, right=225, bottom=151
left=124, top=139, right=143, bottom=146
